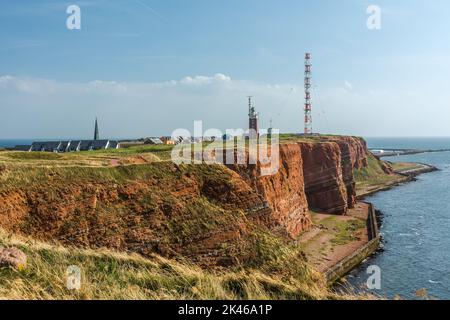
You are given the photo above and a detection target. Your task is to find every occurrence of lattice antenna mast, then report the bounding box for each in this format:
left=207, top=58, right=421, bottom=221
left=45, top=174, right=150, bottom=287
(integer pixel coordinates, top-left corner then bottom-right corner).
left=304, top=53, right=313, bottom=134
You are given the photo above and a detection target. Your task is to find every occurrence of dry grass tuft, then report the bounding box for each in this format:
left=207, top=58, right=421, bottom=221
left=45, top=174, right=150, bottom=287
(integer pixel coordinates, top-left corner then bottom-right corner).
left=0, top=229, right=366, bottom=300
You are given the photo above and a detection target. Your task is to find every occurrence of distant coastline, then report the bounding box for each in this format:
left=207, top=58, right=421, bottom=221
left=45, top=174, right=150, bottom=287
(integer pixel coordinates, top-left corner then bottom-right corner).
left=0, top=139, right=35, bottom=148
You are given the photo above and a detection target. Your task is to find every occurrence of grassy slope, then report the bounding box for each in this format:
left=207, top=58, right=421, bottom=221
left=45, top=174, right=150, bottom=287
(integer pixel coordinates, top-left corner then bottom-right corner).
left=390, top=162, right=423, bottom=173
left=353, top=153, right=402, bottom=191
left=0, top=228, right=352, bottom=300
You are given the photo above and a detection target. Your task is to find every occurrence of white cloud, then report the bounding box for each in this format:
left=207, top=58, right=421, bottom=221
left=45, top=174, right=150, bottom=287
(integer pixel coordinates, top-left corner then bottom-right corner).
left=88, top=80, right=128, bottom=93
left=0, top=75, right=57, bottom=95
left=1, top=73, right=450, bottom=139
left=344, top=81, right=353, bottom=90
left=180, top=73, right=232, bottom=85
left=0, top=75, right=13, bottom=86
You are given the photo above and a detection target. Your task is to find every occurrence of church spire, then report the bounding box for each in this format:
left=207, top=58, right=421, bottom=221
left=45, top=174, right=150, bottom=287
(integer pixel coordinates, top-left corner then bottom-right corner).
left=94, top=118, right=99, bottom=140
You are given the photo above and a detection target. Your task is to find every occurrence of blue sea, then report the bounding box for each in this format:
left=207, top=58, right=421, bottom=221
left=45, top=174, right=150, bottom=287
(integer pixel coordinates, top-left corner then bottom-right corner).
left=365, top=137, right=450, bottom=150
left=348, top=137, right=450, bottom=299
left=0, top=139, right=35, bottom=148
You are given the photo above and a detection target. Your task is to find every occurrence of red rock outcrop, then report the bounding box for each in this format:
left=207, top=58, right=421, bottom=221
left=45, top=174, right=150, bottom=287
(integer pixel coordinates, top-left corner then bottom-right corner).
left=300, top=142, right=348, bottom=214
left=299, top=137, right=370, bottom=214
left=324, top=136, right=368, bottom=170
left=323, top=136, right=369, bottom=208
left=0, top=165, right=270, bottom=265
left=228, top=143, right=311, bottom=238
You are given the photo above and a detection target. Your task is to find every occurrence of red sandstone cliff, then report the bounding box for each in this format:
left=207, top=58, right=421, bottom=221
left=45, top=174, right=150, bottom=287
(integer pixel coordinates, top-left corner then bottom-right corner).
left=225, top=136, right=370, bottom=233
left=299, top=136, right=369, bottom=214
left=333, top=136, right=369, bottom=207
left=300, top=142, right=348, bottom=214
left=0, top=164, right=271, bottom=266
left=315, top=136, right=369, bottom=210
left=0, top=136, right=372, bottom=265
left=228, top=143, right=311, bottom=238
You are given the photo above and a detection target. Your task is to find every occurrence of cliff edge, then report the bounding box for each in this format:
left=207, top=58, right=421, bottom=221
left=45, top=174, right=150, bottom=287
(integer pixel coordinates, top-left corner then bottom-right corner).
left=0, top=136, right=389, bottom=268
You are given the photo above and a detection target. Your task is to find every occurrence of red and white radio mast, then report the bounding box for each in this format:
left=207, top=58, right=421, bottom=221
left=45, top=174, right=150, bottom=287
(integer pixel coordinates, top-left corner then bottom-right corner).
left=304, top=53, right=313, bottom=135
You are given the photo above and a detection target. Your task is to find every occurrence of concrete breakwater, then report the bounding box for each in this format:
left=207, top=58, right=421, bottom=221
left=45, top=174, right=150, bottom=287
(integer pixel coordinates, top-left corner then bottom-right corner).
left=371, top=148, right=450, bottom=157
left=324, top=202, right=380, bottom=284
left=395, top=162, right=438, bottom=177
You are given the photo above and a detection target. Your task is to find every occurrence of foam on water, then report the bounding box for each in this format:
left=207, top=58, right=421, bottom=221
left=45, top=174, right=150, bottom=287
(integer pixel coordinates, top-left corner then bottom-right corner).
left=348, top=137, right=450, bottom=299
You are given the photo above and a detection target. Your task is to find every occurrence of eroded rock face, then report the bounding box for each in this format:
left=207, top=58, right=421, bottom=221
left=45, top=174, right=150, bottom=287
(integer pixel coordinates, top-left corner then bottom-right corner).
left=328, top=137, right=368, bottom=208
left=0, top=247, right=27, bottom=271
left=300, top=142, right=348, bottom=214
left=227, top=137, right=371, bottom=228
left=228, top=144, right=311, bottom=238
left=326, top=136, right=368, bottom=170
left=380, top=161, right=393, bottom=174
left=298, top=136, right=371, bottom=214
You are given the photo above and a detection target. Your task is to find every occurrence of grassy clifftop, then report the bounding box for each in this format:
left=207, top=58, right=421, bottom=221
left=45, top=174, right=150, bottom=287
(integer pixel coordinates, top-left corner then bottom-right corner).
left=0, top=144, right=173, bottom=168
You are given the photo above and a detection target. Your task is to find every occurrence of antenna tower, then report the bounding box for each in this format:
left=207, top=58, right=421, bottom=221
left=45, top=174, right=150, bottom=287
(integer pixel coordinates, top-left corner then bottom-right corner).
left=304, top=53, right=313, bottom=134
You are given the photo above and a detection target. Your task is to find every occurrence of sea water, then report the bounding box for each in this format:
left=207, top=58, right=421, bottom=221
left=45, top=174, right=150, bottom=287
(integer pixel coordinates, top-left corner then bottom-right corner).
left=0, top=139, right=34, bottom=148
left=348, top=137, right=450, bottom=299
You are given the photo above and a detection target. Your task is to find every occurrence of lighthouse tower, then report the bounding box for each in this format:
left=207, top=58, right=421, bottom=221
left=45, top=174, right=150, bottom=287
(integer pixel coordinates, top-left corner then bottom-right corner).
left=248, top=96, right=259, bottom=139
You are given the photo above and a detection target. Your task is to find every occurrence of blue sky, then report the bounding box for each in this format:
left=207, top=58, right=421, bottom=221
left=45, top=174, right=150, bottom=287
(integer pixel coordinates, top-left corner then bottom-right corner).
left=1, top=0, right=450, bottom=138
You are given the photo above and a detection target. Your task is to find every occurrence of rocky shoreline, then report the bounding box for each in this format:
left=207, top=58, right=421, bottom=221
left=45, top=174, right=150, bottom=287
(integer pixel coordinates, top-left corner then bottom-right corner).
left=357, top=163, right=438, bottom=199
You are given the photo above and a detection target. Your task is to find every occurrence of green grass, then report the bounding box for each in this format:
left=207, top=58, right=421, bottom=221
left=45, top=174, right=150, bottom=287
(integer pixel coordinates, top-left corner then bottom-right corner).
left=308, top=215, right=367, bottom=246
left=353, top=153, right=399, bottom=189
left=0, top=162, right=167, bottom=189
left=278, top=134, right=365, bottom=144
left=166, top=197, right=245, bottom=246
left=0, top=144, right=175, bottom=167
left=390, top=162, right=422, bottom=173
left=331, top=219, right=367, bottom=245
left=0, top=161, right=237, bottom=190
left=88, top=144, right=174, bottom=156
left=5, top=152, right=63, bottom=161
